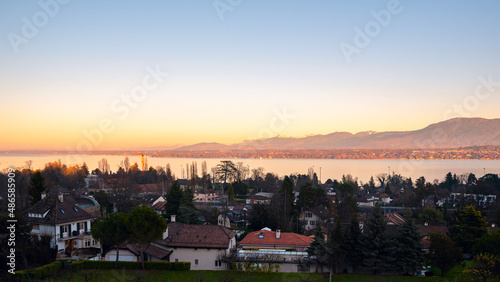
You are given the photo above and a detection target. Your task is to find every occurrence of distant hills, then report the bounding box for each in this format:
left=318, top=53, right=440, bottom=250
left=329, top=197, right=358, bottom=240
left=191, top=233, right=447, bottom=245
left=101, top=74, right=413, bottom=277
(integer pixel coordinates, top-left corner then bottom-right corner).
left=175, top=118, right=500, bottom=151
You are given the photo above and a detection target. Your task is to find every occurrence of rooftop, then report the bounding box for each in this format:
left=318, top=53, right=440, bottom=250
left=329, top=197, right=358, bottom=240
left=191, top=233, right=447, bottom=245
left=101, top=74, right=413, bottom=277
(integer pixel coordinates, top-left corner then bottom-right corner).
left=158, top=222, right=235, bottom=249
left=25, top=194, right=96, bottom=225
left=240, top=229, right=312, bottom=247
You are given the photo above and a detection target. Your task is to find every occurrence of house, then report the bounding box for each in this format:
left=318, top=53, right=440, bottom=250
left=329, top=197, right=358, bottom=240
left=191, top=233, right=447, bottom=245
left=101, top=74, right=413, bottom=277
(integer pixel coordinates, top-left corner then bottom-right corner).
left=24, top=193, right=99, bottom=256
left=156, top=215, right=236, bottom=270
left=246, top=195, right=271, bottom=205
left=194, top=190, right=219, bottom=203
left=386, top=211, right=405, bottom=226
left=75, top=196, right=101, bottom=218
left=233, top=228, right=316, bottom=272
left=132, top=194, right=165, bottom=207
left=103, top=243, right=172, bottom=262
left=152, top=201, right=166, bottom=215
left=217, top=206, right=248, bottom=228
left=84, top=175, right=100, bottom=189
left=239, top=228, right=312, bottom=252
left=177, top=179, right=189, bottom=190
left=298, top=206, right=332, bottom=232
left=356, top=195, right=378, bottom=207
left=440, top=193, right=497, bottom=208
left=132, top=184, right=165, bottom=195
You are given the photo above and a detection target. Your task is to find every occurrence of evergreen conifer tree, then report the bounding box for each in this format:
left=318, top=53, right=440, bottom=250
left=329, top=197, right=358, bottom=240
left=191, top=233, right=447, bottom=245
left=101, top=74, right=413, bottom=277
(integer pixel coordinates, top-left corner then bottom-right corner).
left=307, top=224, right=329, bottom=273
left=362, top=204, right=394, bottom=274
left=394, top=215, right=425, bottom=275
left=342, top=213, right=364, bottom=272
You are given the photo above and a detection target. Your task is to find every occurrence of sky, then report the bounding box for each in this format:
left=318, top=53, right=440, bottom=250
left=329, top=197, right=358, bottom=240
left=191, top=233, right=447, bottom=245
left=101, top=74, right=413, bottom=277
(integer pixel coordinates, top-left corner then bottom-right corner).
left=1, top=0, right=500, bottom=151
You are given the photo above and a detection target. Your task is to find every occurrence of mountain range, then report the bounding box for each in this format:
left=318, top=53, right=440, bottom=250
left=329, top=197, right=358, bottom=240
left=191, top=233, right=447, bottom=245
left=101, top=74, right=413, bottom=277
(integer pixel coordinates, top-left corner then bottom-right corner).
left=174, top=118, right=500, bottom=151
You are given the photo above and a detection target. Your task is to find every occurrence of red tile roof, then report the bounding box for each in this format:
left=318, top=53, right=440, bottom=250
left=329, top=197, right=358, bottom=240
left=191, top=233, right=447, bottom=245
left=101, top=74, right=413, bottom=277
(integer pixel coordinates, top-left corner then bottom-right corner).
left=152, top=201, right=166, bottom=211
left=158, top=222, right=235, bottom=249
left=240, top=230, right=312, bottom=248
left=386, top=212, right=405, bottom=226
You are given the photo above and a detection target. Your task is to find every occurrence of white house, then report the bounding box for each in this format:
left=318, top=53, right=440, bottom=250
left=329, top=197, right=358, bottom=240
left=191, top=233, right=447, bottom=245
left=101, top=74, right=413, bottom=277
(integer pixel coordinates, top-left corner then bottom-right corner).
left=194, top=190, right=219, bottom=203
left=233, top=228, right=317, bottom=272
left=25, top=193, right=99, bottom=255
left=298, top=206, right=332, bottom=232
left=156, top=215, right=236, bottom=270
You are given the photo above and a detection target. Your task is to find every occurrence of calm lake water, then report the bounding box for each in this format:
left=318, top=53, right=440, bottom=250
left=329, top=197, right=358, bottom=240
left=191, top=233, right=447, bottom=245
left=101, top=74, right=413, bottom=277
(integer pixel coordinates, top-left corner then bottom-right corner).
left=1, top=154, right=499, bottom=183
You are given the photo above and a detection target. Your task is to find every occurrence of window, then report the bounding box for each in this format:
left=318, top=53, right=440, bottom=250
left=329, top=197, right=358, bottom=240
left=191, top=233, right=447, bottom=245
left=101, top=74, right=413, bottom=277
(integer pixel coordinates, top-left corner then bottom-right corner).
left=195, top=259, right=198, bottom=265
left=85, top=240, right=91, bottom=247
left=32, top=224, right=39, bottom=230
left=62, top=225, right=68, bottom=232
left=215, top=260, right=222, bottom=267
left=310, top=220, right=315, bottom=225
left=93, top=239, right=98, bottom=246
left=305, top=212, right=313, bottom=218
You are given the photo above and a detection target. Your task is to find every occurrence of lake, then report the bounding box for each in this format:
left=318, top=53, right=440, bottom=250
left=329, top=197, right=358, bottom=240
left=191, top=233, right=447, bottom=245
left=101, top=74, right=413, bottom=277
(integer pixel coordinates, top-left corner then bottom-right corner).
left=1, top=154, right=499, bottom=183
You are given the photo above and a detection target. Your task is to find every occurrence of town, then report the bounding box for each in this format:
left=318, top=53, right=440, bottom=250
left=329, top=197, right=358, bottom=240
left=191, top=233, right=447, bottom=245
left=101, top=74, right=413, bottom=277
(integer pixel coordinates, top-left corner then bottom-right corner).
left=1, top=158, right=499, bottom=280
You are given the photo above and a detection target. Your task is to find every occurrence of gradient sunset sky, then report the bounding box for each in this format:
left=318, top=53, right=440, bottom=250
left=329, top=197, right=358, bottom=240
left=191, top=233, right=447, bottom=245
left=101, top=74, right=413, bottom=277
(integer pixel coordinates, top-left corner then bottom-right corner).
left=1, top=1, right=500, bottom=150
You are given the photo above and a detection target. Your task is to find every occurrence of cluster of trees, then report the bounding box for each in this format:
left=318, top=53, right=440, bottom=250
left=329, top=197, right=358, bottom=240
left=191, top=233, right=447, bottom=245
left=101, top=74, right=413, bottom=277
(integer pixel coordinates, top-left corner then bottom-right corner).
left=91, top=205, right=167, bottom=269
left=305, top=202, right=495, bottom=277
left=307, top=204, right=424, bottom=275
left=0, top=161, right=89, bottom=211
left=163, top=181, right=199, bottom=224
left=0, top=212, right=56, bottom=275
left=248, top=175, right=329, bottom=233
left=369, top=171, right=500, bottom=210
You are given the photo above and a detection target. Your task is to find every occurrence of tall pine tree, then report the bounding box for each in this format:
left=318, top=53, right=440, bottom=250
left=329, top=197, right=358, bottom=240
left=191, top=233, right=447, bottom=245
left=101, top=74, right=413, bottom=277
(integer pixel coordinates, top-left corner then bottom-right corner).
left=342, top=212, right=364, bottom=272
left=178, top=188, right=200, bottom=224
left=28, top=171, right=48, bottom=205
left=394, top=214, right=425, bottom=275
left=164, top=180, right=183, bottom=220
left=307, top=224, right=329, bottom=273
left=329, top=217, right=345, bottom=274
left=362, top=204, right=394, bottom=274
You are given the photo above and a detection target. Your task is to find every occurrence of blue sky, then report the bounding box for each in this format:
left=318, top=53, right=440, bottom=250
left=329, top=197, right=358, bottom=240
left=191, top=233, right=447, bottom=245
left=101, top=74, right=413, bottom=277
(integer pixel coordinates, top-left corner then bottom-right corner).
left=1, top=0, right=499, bottom=150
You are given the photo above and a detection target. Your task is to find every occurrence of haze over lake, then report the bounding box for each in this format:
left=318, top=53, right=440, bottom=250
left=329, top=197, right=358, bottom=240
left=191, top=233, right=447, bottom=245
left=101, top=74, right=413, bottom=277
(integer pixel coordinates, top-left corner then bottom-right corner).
left=1, top=154, right=499, bottom=183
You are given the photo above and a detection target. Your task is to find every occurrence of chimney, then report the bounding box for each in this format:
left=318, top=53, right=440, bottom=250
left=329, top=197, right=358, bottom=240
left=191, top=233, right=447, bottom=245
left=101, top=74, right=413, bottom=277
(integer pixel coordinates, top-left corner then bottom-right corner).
left=171, top=215, right=176, bottom=223
left=163, top=227, right=168, bottom=239
left=276, top=229, right=281, bottom=239
left=41, top=192, right=46, bottom=200
left=58, top=193, right=63, bottom=203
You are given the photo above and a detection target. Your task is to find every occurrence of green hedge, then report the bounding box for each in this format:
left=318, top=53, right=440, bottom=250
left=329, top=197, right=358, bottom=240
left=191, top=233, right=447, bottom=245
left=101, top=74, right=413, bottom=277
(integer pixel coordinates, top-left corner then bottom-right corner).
left=70, top=260, right=190, bottom=271
left=12, top=260, right=190, bottom=279
left=12, top=260, right=63, bottom=280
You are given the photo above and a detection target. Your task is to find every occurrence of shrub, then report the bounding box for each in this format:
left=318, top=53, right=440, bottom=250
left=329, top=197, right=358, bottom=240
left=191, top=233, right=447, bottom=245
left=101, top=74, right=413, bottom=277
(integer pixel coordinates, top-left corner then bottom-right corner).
left=69, top=260, right=190, bottom=271
left=13, top=260, right=62, bottom=280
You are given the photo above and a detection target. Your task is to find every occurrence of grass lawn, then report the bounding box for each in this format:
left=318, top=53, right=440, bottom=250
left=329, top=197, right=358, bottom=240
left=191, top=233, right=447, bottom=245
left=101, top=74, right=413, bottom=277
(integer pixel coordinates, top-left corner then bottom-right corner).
left=49, top=269, right=446, bottom=282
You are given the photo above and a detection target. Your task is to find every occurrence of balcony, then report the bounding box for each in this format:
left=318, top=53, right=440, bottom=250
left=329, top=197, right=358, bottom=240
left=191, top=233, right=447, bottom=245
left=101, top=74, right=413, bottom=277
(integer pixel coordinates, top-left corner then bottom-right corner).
left=58, top=230, right=93, bottom=241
